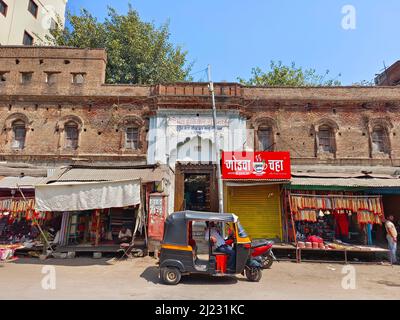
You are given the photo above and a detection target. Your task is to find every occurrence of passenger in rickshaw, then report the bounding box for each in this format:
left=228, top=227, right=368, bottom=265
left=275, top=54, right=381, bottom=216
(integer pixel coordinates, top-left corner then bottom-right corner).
left=205, top=221, right=236, bottom=272
left=224, top=223, right=235, bottom=246
left=188, top=221, right=197, bottom=255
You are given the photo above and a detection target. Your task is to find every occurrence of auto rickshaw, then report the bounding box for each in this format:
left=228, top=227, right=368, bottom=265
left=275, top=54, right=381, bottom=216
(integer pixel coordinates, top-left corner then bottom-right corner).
left=159, top=210, right=263, bottom=285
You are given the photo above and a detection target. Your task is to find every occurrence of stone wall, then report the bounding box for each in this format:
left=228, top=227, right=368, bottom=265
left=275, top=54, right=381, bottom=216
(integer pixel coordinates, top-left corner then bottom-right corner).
left=1, top=46, right=400, bottom=167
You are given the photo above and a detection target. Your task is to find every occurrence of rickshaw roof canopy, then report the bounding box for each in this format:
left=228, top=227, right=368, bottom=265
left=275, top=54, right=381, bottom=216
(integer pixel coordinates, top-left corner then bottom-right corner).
left=162, top=211, right=238, bottom=246
left=172, top=210, right=237, bottom=222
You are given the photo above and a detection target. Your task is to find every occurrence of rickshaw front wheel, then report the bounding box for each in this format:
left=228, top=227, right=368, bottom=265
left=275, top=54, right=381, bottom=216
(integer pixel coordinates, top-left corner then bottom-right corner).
left=160, top=267, right=181, bottom=285
left=245, top=267, right=262, bottom=282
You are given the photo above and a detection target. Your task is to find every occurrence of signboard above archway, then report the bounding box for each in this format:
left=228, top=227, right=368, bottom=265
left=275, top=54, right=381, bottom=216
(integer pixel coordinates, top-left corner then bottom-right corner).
left=222, top=151, right=291, bottom=180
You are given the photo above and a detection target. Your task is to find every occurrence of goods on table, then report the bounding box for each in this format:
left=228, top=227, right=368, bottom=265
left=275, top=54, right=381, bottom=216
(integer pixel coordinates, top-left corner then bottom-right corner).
left=307, top=235, right=323, bottom=243
left=0, top=244, right=23, bottom=261
left=327, top=242, right=346, bottom=250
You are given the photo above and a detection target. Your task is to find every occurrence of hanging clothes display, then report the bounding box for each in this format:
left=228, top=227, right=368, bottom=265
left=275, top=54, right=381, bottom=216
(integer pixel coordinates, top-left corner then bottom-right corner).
left=58, top=212, right=69, bottom=246
left=0, top=198, right=35, bottom=213
left=333, top=211, right=349, bottom=239
left=294, top=210, right=317, bottom=222
left=0, top=198, right=49, bottom=223
left=357, top=211, right=382, bottom=225
left=289, top=194, right=384, bottom=225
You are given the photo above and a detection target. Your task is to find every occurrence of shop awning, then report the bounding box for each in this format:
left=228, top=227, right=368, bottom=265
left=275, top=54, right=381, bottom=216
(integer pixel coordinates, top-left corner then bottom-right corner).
left=44, top=165, right=169, bottom=184
left=35, top=179, right=141, bottom=212
left=0, top=164, right=47, bottom=177
left=292, top=165, right=400, bottom=176
left=289, top=177, right=400, bottom=188
left=0, top=176, right=46, bottom=189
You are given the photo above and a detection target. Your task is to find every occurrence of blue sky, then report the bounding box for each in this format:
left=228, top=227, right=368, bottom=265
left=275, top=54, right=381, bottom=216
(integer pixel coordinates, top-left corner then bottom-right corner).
left=67, top=0, right=400, bottom=85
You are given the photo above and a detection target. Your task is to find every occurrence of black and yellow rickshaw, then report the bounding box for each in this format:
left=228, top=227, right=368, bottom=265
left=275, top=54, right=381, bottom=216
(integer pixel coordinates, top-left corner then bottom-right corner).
left=159, top=211, right=263, bottom=285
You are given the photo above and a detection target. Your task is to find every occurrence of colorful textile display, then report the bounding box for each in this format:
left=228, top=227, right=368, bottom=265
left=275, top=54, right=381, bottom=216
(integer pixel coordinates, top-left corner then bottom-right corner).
left=294, top=210, right=318, bottom=222
left=357, top=211, right=382, bottom=225
left=290, top=194, right=384, bottom=225
left=0, top=198, right=50, bottom=222
left=58, top=212, right=69, bottom=246
left=334, top=212, right=350, bottom=237
left=0, top=198, right=35, bottom=213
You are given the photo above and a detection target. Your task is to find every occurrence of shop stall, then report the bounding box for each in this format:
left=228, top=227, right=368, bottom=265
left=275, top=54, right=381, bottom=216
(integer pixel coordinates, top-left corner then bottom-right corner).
left=0, top=207, right=61, bottom=260
left=364, top=187, right=400, bottom=245
left=34, top=164, right=172, bottom=254
left=0, top=176, right=56, bottom=261
left=222, top=151, right=291, bottom=240
left=283, top=172, right=397, bottom=263
left=35, top=178, right=143, bottom=253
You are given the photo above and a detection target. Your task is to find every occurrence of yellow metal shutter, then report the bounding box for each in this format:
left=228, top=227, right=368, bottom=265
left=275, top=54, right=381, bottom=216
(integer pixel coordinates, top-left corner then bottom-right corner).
left=227, top=185, right=282, bottom=240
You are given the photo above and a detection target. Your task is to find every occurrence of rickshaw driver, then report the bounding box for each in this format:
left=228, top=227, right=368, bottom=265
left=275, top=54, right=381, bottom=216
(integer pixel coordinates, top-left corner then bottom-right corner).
left=205, top=222, right=236, bottom=272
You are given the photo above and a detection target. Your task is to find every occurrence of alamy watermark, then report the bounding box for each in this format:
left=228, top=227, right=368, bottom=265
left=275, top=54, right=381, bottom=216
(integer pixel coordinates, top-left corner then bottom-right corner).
left=41, top=265, right=56, bottom=290
left=341, top=5, right=357, bottom=30
left=341, top=265, right=356, bottom=290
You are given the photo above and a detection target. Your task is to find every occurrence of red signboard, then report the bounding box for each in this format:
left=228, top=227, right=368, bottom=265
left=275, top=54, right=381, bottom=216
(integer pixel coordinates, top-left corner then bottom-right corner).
left=222, top=151, right=291, bottom=180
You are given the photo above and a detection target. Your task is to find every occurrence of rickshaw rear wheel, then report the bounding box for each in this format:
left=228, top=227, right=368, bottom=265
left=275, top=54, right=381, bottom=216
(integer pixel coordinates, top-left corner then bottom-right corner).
left=245, top=267, right=262, bottom=282
left=160, top=267, right=181, bottom=285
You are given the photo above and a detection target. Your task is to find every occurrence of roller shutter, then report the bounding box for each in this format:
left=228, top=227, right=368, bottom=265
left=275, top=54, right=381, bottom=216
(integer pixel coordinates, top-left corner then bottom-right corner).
left=227, top=185, right=282, bottom=240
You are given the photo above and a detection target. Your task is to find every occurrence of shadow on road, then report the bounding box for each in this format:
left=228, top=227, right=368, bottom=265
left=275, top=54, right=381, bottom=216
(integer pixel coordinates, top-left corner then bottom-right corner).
left=9, top=257, right=114, bottom=267
left=140, top=266, right=238, bottom=285
left=376, top=280, right=400, bottom=287
left=140, top=266, right=160, bottom=284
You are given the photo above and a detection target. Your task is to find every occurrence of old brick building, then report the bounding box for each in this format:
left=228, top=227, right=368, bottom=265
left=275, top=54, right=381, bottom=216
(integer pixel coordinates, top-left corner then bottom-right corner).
left=1, top=46, right=400, bottom=246
left=1, top=47, right=400, bottom=166
left=375, top=61, right=400, bottom=86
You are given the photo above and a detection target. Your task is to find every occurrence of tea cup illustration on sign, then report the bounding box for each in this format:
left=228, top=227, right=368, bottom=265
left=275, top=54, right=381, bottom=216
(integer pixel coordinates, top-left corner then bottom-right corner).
left=253, top=154, right=266, bottom=174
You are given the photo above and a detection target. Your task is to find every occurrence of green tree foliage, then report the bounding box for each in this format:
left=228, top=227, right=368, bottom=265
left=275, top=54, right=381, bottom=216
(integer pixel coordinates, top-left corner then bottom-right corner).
left=238, top=61, right=341, bottom=87
left=46, top=5, right=192, bottom=84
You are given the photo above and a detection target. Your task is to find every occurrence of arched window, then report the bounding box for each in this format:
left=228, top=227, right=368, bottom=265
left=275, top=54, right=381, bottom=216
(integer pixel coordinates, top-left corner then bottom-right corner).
left=119, top=115, right=144, bottom=151
left=125, top=127, right=139, bottom=150
left=64, top=121, right=79, bottom=150
left=11, top=120, right=26, bottom=150
left=318, top=125, right=335, bottom=153
left=371, top=126, right=389, bottom=154
left=257, top=127, right=274, bottom=151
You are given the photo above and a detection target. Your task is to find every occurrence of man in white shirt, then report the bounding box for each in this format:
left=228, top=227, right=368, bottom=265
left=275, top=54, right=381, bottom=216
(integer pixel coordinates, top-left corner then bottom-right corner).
left=205, top=222, right=236, bottom=272
left=385, top=215, right=398, bottom=264
left=118, top=226, right=132, bottom=244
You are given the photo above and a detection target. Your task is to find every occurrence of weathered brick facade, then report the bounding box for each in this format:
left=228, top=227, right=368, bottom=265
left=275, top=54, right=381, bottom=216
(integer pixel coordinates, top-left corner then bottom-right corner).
left=375, top=60, right=400, bottom=86
left=1, top=46, right=400, bottom=168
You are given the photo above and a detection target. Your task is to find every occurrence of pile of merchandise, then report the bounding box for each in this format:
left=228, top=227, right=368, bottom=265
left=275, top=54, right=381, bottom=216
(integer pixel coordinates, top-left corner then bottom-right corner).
left=0, top=244, right=23, bottom=262
left=0, top=218, right=40, bottom=244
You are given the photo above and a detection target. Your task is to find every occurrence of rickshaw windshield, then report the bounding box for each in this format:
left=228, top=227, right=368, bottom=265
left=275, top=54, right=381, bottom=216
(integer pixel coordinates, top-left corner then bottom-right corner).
left=236, top=221, right=248, bottom=238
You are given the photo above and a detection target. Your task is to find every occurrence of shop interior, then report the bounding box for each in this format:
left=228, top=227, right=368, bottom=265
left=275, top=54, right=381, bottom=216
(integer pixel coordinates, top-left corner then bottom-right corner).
left=0, top=199, right=142, bottom=261
left=64, top=206, right=139, bottom=247
left=184, top=173, right=211, bottom=211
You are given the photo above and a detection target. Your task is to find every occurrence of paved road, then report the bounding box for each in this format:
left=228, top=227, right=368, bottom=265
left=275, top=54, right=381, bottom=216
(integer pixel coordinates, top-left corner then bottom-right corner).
left=0, top=257, right=399, bottom=299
